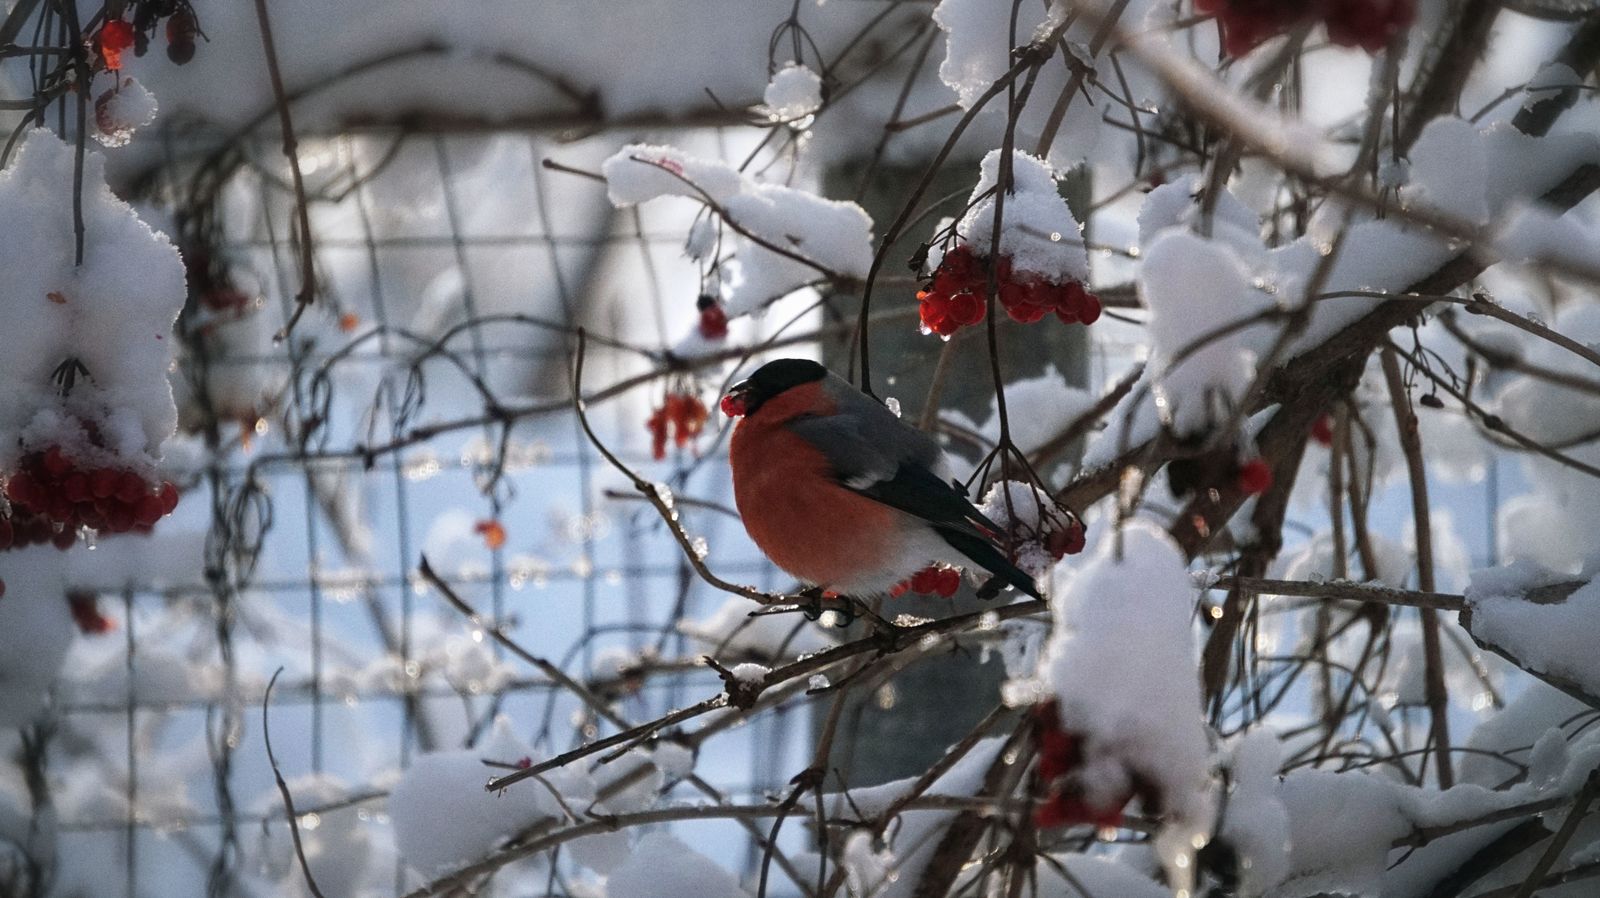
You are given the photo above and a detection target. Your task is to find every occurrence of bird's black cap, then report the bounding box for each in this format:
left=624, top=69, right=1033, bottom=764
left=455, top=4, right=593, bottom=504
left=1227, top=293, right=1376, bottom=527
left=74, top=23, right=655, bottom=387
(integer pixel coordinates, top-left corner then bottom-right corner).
left=723, top=358, right=827, bottom=417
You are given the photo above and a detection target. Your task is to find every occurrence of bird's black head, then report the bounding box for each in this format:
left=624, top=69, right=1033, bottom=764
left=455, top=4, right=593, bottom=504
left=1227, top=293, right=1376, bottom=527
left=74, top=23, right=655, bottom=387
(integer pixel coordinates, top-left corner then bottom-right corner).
left=720, top=358, right=828, bottom=418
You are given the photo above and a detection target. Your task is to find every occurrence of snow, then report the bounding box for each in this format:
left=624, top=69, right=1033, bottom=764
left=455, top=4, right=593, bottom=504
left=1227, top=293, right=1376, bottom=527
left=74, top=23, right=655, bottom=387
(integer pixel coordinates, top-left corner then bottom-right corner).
left=759, top=63, right=823, bottom=124
left=728, top=661, right=769, bottom=684
left=1466, top=563, right=1600, bottom=701
left=0, top=549, right=75, bottom=727
left=1139, top=229, right=1275, bottom=437
left=1038, top=519, right=1214, bottom=891
left=389, top=716, right=592, bottom=876
left=0, top=131, right=185, bottom=471
left=823, top=736, right=1006, bottom=898
left=92, top=77, right=159, bottom=148
left=605, top=832, right=750, bottom=898
left=955, top=150, right=1090, bottom=284
left=248, top=774, right=374, bottom=898
left=977, top=479, right=1073, bottom=577
left=1215, top=729, right=1291, bottom=896
left=602, top=143, right=874, bottom=315
left=949, top=365, right=1094, bottom=457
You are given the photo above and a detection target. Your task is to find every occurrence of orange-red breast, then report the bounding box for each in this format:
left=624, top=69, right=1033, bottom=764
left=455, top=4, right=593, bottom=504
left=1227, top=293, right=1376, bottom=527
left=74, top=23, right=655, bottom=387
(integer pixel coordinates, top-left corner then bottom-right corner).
left=723, top=359, right=1041, bottom=598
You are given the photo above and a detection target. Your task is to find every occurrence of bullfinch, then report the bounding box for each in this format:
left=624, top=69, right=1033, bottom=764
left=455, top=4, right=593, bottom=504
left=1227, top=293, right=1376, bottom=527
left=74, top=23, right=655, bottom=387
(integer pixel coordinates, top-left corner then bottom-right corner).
left=722, top=358, right=1042, bottom=599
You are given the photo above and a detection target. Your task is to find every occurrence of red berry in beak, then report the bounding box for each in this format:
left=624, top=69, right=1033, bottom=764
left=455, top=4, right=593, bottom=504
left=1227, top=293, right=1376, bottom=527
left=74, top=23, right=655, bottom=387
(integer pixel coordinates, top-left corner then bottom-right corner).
left=720, top=393, right=747, bottom=418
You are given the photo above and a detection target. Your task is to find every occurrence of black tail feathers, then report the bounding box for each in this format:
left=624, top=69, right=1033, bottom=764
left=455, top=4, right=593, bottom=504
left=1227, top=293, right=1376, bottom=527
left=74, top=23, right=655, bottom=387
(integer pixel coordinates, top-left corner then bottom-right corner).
left=935, top=528, right=1043, bottom=600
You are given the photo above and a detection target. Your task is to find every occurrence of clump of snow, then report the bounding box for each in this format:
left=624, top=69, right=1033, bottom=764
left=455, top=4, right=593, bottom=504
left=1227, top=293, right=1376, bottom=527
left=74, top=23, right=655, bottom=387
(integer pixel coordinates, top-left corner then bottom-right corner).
left=92, top=77, right=158, bottom=148
left=0, top=130, right=185, bottom=471
left=824, top=736, right=1006, bottom=898
left=602, top=143, right=873, bottom=315
left=248, top=774, right=374, bottom=898
left=946, top=365, right=1094, bottom=457
left=1038, top=519, right=1214, bottom=890
left=1465, top=563, right=1600, bottom=700
left=388, top=717, right=590, bottom=875
left=650, top=740, right=696, bottom=779
left=841, top=830, right=896, bottom=897
left=1214, top=728, right=1291, bottom=896
left=977, top=479, right=1074, bottom=577
left=0, top=548, right=75, bottom=726
left=729, top=661, right=769, bottom=684
left=758, top=62, right=823, bottom=124
left=679, top=595, right=831, bottom=660
left=955, top=150, right=1089, bottom=284
left=1138, top=229, right=1276, bottom=437
left=605, top=832, right=750, bottom=898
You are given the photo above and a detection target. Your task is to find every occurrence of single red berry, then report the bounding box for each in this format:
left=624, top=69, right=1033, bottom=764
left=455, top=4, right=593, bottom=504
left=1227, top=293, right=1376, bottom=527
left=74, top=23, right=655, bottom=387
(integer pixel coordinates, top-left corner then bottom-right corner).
left=1311, top=414, right=1334, bottom=446
left=63, top=473, right=89, bottom=504
left=90, top=467, right=120, bottom=499
left=101, top=19, right=136, bottom=52
left=934, top=567, right=961, bottom=597
left=6, top=473, right=38, bottom=510
left=888, top=580, right=910, bottom=598
left=42, top=446, right=72, bottom=477
left=909, top=566, right=941, bottom=594
left=1077, top=293, right=1102, bottom=326
left=158, top=481, right=180, bottom=514
left=134, top=494, right=164, bottom=527
left=947, top=291, right=985, bottom=328
left=116, top=472, right=146, bottom=504
left=1236, top=458, right=1273, bottom=495
left=697, top=297, right=729, bottom=340
left=53, top=527, right=77, bottom=551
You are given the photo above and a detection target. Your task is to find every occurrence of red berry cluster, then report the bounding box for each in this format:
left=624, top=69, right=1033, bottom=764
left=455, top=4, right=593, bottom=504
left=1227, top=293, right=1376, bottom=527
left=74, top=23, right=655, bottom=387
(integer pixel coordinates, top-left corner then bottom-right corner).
left=97, top=4, right=200, bottom=70
left=1196, top=0, right=1415, bottom=58
left=918, top=245, right=1100, bottom=337
left=889, top=564, right=963, bottom=598
left=647, top=393, right=709, bottom=460
left=4, top=446, right=180, bottom=540
left=1042, top=516, right=1087, bottom=559
left=1032, top=701, right=1160, bottom=830
left=697, top=295, right=729, bottom=340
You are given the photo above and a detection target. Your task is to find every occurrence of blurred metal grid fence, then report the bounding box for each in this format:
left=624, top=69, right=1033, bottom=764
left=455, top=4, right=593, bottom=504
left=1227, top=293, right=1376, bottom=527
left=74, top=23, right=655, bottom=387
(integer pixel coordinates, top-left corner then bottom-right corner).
left=49, top=123, right=819, bottom=898
left=47, top=120, right=1515, bottom=898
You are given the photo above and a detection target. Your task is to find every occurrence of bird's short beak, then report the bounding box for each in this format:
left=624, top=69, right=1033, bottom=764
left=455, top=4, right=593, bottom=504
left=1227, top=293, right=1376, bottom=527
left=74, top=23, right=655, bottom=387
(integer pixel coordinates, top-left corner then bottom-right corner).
left=721, top=381, right=751, bottom=418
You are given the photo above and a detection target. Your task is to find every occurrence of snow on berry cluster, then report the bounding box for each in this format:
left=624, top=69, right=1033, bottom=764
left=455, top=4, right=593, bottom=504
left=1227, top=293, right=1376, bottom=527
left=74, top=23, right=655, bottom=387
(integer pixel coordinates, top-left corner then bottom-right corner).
left=1196, top=0, right=1416, bottom=58
left=602, top=143, right=874, bottom=318
left=0, top=131, right=186, bottom=551
left=922, top=149, right=1095, bottom=335
left=978, top=479, right=1085, bottom=576
left=1033, top=519, right=1214, bottom=892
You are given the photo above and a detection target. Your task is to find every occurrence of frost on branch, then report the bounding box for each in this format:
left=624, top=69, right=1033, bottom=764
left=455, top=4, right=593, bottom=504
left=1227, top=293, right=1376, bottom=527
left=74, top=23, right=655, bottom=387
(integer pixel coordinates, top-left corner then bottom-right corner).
left=0, top=130, right=185, bottom=471
left=1035, top=519, right=1213, bottom=891
left=601, top=143, right=873, bottom=316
